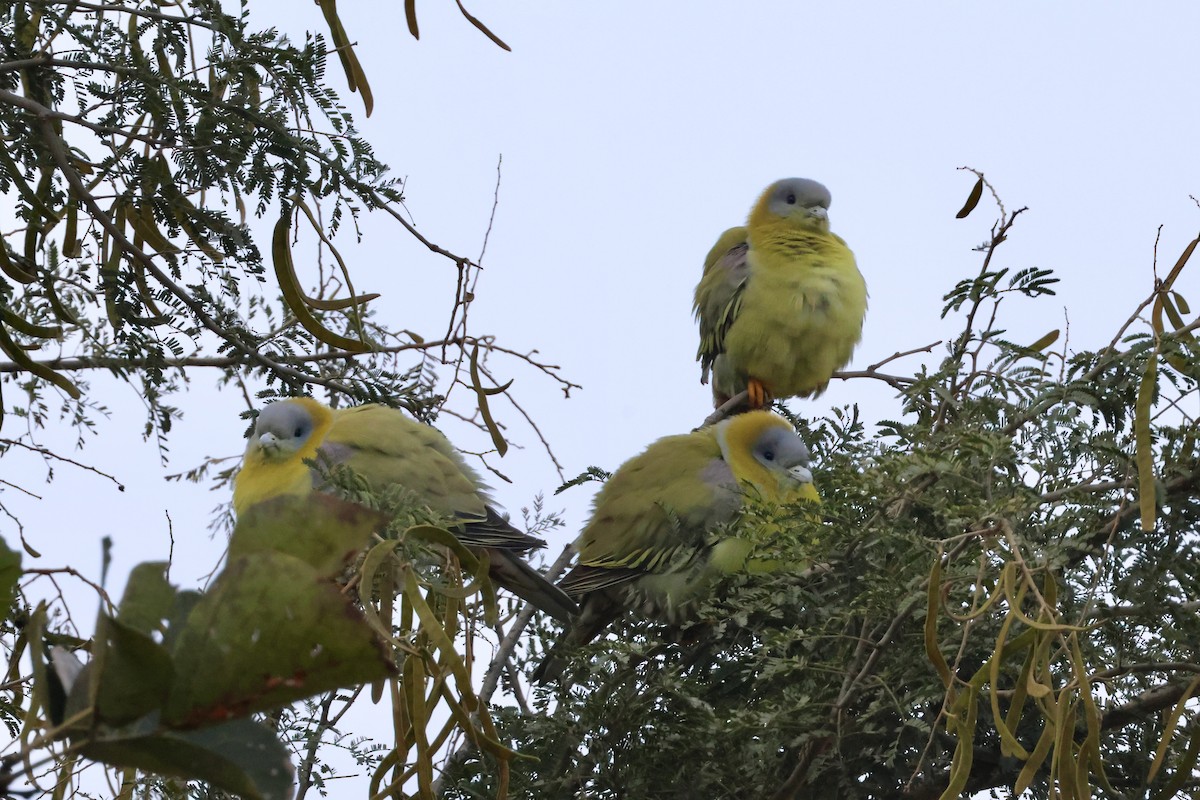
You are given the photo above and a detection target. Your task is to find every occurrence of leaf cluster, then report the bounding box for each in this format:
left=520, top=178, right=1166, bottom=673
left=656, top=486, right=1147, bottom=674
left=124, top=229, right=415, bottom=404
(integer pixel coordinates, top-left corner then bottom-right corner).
left=0, top=1, right=557, bottom=480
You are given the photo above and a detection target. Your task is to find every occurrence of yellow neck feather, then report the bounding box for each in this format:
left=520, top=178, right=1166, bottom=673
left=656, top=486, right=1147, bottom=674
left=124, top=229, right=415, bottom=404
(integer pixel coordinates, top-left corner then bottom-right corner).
left=232, top=398, right=335, bottom=515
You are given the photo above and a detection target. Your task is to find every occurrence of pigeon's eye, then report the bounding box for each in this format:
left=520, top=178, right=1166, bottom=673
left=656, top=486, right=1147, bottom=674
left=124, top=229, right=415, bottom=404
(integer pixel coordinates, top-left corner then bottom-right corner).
left=763, top=450, right=775, bottom=461
left=785, top=193, right=796, bottom=204
left=294, top=426, right=306, bottom=438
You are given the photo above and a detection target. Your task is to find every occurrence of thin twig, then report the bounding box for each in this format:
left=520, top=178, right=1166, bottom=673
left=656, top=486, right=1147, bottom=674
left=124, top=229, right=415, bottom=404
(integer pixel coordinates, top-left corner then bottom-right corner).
left=0, top=335, right=581, bottom=395
left=24, top=567, right=115, bottom=614
left=482, top=544, right=574, bottom=706
left=294, top=693, right=336, bottom=800
left=67, top=2, right=219, bottom=31
left=2, top=438, right=125, bottom=490
left=699, top=390, right=749, bottom=428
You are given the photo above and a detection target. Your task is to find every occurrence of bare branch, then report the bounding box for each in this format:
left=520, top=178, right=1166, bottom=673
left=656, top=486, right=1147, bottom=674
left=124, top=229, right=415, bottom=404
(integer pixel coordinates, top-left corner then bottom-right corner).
left=1, top=438, right=125, bottom=491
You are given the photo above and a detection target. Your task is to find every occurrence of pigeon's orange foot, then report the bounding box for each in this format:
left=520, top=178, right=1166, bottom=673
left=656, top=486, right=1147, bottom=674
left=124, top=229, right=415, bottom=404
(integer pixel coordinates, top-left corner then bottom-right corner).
left=746, top=378, right=770, bottom=409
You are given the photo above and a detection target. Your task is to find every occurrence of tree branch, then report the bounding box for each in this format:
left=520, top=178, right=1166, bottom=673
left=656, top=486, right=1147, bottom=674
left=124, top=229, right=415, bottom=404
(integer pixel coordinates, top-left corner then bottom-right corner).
left=0, top=335, right=581, bottom=393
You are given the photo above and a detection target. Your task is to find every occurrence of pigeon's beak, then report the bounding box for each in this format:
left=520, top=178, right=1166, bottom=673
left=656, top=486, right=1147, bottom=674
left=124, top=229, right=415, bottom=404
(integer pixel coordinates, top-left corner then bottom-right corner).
left=788, top=464, right=814, bottom=484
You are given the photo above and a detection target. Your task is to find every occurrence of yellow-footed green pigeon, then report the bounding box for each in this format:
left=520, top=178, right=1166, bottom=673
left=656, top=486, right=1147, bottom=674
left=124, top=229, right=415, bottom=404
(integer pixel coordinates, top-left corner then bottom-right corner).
left=535, top=410, right=819, bottom=682
left=695, top=178, right=868, bottom=409
left=234, top=398, right=579, bottom=622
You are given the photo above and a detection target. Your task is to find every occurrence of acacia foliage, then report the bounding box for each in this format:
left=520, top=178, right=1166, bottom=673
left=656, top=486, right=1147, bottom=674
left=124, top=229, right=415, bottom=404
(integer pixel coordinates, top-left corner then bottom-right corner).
left=3, top=0, right=395, bottom=416
left=443, top=199, right=1200, bottom=799
left=1, top=2, right=556, bottom=798
left=4, top=2, right=1200, bottom=798
left=0, top=0, right=544, bottom=457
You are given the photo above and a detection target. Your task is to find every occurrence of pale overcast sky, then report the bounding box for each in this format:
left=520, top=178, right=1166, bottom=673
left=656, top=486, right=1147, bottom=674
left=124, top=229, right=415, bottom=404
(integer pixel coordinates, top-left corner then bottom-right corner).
left=9, top=0, right=1200, bottom=789
left=281, top=0, right=1200, bottom=554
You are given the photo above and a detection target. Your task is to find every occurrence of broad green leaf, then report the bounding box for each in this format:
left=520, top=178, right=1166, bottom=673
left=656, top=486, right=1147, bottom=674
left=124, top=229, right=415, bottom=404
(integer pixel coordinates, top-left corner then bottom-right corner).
left=91, top=614, right=174, bottom=726
left=229, top=492, right=387, bottom=575
left=165, top=550, right=392, bottom=726
left=0, top=536, right=20, bottom=611
left=27, top=603, right=66, bottom=726
left=115, top=562, right=175, bottom=636
left=81, top=718, right=293, bottom=800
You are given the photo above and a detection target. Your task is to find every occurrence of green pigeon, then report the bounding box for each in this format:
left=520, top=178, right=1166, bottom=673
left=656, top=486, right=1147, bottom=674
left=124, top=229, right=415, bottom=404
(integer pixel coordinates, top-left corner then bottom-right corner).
left=695, top=177, right=868, bottom=408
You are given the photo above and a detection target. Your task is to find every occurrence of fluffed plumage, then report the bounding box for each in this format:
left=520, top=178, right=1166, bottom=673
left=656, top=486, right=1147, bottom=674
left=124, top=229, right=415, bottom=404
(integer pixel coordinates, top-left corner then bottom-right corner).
left=233, top=398, right=579, bottom=622
left=534, top=411, right=820, bottom=682
left=695, top=177, right=868, bottom=408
